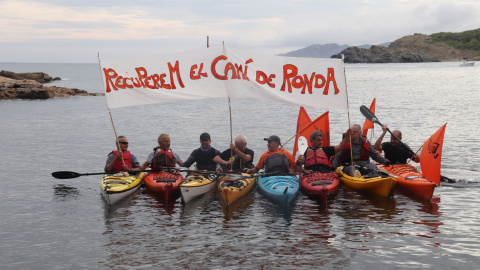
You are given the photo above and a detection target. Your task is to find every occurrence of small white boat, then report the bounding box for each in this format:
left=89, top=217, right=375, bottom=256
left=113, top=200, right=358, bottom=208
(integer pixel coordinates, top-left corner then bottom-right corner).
left=460, top=59, right=475, bottom=67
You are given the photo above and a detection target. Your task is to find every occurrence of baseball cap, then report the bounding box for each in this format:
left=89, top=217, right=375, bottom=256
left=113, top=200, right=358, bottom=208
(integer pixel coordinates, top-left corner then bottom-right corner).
left=200, top=132, right=211, bottom=140
left=264, top=135, right=281, bottom=143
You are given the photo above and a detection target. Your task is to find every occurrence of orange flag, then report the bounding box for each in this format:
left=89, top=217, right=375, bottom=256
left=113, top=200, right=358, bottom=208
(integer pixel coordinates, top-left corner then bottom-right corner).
left=420, top=123, right=447, bottom=186
left=362, top=98, right=376, bottom=137
left=293, top=111, right=330, bottom=157
left=292, top=107, right=312, bottom=158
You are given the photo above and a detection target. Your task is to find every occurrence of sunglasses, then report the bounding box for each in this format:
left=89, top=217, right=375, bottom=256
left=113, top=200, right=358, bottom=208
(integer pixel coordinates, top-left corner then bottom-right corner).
left=119, top=142, right=129, bottom=145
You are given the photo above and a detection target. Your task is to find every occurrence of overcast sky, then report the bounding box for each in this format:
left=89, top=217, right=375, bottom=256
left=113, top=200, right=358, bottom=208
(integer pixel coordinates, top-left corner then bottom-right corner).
left=1, top=0, right=479, bottom=63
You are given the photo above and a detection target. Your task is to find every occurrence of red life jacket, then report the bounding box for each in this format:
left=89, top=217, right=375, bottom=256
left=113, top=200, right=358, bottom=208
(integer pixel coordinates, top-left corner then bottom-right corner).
left=341, top=138, right=371, bottom=162
left=152, top=147, right=176, bottom=168
left=110, top=151, right=133, bottom=171
left=304, top=148, right=329, bottom=167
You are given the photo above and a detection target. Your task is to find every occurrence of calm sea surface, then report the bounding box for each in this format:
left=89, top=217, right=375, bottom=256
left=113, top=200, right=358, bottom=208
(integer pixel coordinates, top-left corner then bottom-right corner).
left=1, top=61, right=479, bottom=269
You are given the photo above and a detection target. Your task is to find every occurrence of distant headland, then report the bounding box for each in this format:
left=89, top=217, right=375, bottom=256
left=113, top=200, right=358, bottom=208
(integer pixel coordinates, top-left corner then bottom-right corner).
left=0, top=70, right=103, bottom=100
left=282, top=28, right=480, bottom=63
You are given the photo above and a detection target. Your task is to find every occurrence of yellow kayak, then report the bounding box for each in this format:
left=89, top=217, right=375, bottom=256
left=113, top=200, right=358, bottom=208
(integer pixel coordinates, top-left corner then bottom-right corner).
left=335, top=166, right=396, bottom=197
left=217, top=173, right=256, bottom=206
left=101, top=172, right=144, bottom=205
left=179, top=172, right=217, bottom=203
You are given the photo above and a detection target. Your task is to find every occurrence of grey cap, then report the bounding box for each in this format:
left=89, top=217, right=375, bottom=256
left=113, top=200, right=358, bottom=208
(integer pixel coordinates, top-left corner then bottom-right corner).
left=264, top=135, right=281, bottom=143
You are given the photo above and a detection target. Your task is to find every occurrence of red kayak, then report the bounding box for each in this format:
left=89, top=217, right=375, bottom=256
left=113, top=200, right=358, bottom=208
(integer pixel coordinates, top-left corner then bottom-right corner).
left=144, top=170, right=184, bottom=201
left=380, top=164, right=436, bottom=200
left=301, top=172, right=340, bottom=204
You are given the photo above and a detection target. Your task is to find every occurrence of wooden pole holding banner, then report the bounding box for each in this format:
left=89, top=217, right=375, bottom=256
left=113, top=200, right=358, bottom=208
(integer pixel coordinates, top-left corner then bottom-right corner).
left=222, top=41, right=234, bottom=163
left=341, top=54, right=355, bottom=176
left=98, top=52, right=126, bottom=168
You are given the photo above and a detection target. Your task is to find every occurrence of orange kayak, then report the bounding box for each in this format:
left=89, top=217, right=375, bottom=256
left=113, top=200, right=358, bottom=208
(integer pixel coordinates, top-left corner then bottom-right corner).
left=144, top=170, right=184, bottom=200
left=381, top=164, right=436, bottom=200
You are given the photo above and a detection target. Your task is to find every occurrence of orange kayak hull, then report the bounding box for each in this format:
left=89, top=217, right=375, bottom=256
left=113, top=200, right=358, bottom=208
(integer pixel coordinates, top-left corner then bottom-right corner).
left=381, top=164, right=436, bottom=200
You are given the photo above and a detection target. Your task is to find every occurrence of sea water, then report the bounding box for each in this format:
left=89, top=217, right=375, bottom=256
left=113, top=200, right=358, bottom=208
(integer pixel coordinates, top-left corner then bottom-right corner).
left=0, top=61, right=479, bottom=269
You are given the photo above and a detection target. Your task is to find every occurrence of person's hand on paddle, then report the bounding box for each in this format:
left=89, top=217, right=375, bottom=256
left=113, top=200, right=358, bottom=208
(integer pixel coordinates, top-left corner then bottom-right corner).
left=303, top=169, right=312, bottom=175
left=381, top=125, right=389, bottom=135
left=113, top=151, right=123, bottom=161
left=296, top=155, right=305, bottom=165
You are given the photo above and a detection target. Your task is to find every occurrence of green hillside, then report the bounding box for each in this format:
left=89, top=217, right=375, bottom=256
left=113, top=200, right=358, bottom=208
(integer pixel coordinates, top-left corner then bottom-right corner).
left=429, top=28, right=480, bottom=50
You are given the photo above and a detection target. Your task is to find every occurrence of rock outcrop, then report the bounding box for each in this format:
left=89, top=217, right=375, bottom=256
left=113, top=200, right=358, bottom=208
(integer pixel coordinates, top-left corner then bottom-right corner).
left=0, top=71, right=103, bottom=100
left=332, top=33, right=480, bottom=63
left=0, top=70, right=61, bottom=83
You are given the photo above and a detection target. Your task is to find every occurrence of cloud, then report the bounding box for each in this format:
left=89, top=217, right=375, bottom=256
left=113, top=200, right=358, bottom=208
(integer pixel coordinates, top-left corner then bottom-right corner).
left=0, top=0, right=479, bottom=62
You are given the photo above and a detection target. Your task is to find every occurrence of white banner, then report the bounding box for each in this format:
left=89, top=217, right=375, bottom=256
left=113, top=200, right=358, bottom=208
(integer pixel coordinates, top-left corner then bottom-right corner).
left=100, top=46, right=348, bottom=109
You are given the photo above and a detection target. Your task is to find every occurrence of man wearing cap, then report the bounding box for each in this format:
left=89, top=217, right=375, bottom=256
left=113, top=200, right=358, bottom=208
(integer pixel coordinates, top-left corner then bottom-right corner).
left=181, top=132, right=223, bottom=171
left=213, top=134, right=255, bottom=172
left=246, top=135, right=301, bottom=174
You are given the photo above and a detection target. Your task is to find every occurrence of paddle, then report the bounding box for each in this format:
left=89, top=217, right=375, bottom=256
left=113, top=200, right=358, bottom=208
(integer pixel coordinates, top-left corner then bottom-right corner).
left=222, top=171, right=291, bottom=182
left=352, top=164, right=398, bottom=179
left=360, top=105, right=416, bottom=155
left=52, top=167, right=219, bottom=179
left=297, top=136, right=308, bottom=181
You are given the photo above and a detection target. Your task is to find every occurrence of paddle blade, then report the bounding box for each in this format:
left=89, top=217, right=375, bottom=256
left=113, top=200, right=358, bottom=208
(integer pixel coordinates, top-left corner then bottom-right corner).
left=52, top=171, right=81, bottom=179
left=298, top=136, right=308, bottom=155
left=360, top=105, right=382, bottom=126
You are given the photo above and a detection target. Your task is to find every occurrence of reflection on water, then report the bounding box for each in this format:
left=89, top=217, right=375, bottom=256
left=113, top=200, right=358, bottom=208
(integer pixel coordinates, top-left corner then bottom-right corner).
left=53, top=184, right=80, bottom=201
left=145, top=189, right=181, bottom=215
left=219, top=188, right=256, bottom=221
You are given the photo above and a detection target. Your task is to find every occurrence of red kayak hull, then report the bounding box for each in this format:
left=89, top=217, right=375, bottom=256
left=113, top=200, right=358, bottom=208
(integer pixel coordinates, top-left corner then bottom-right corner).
left=301, top=172, right=340, bottom=203
left=144, top=171, right=184, bottom=200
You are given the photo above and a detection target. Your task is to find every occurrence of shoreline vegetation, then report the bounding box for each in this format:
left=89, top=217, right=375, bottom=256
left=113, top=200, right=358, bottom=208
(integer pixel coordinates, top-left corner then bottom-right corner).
left=0, top=70, right=103, bottom=100
left=333, top=29, right=480, bottom=63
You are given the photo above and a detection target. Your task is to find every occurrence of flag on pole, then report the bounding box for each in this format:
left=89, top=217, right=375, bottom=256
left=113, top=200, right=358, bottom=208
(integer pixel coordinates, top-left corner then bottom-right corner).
left=362, top=98, right=376, bottom=137
left=292, top=111, right=330, bottom=158
left=292, top=107, right=312, bottom=157
left=420, top=123, right=447, bottom=186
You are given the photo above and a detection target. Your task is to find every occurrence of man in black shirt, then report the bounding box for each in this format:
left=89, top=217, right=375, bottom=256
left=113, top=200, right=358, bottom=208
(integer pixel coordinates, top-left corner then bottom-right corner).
left=181, top=132, right=223, bottom=171
left=213, top=134, right=254, bottom=172
left=374, top=125, right=420, bottom=164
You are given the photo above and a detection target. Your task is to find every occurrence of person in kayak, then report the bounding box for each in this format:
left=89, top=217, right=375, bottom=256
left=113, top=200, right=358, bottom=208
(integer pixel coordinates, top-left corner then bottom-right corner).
left=140, top=133, right=184, bottom=170
left=213, top=134, right=255, bottom=172
left=296, top=128, right=353, bottom=174
left=246, top=135, right=301, bottom=174
left=331, top=124, right=391, bottom=176
left=374, top=125, right=420, bottom=164
left=180, top=132, right=223, bottom=171
left=105, top=136, right=142, bottom=173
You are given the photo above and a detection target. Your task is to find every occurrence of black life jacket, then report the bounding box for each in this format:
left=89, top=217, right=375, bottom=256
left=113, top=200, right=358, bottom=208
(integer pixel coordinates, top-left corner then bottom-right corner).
left=264, top=151, right=290, bottom=173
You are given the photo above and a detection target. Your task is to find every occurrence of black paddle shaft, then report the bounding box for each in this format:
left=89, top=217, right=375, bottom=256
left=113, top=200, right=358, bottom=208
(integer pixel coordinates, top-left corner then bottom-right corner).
left=359, top=105, right=415, bottom=154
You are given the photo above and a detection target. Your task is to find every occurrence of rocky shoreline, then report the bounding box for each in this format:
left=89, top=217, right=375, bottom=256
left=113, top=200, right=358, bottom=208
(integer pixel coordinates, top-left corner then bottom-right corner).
left=333, top=33, right=480, bottom=63
left=0, top=70, right=103, bottom=100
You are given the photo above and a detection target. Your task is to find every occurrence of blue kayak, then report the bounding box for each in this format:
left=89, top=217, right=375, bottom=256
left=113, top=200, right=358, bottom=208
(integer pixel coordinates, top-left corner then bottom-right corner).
left=257, top=174, right=299, bottom=206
